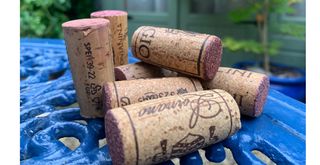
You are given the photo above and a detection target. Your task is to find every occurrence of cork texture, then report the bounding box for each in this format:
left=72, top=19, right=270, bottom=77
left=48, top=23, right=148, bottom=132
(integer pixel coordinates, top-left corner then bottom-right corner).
left=62, top=18, right=115, bottom=118
left=105, top=89, right=241, bottom=165
left=114, top=62, right=178, bottom=80
left=201, top=67, right=270, bottom=117
left=131, top=26, right=222, bottom=80
left=91, top=10, right=128, bottom=66
left=103, top=77, right=203, bottom=111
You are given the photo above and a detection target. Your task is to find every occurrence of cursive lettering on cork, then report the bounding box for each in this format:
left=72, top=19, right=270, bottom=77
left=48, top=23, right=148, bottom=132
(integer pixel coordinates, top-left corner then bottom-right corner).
left=138, top=93, right=224, bottom=129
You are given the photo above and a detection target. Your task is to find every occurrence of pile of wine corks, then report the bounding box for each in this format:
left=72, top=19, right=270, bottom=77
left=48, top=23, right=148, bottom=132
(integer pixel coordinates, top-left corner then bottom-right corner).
left=62, top=11, right=269, bottom=165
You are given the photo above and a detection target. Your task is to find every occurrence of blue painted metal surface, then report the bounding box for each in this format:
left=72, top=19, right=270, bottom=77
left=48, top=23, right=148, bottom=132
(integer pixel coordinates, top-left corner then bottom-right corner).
left=20, top=39, right=306, bottom=165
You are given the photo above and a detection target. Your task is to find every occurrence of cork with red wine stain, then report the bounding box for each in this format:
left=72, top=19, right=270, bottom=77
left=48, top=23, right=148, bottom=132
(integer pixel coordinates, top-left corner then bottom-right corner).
left=105, top=89, right=241, bottom=165
left=131, top=26, right=222, bottom=80
left=114, top=62, right=178, bottom=81
left=91, top=10, right=128, bottom=66
left=102, top=77, right=203, bottom=111
left=201, top=67, right=270, bottom=117
left=62, top=18, right=114, bottom=118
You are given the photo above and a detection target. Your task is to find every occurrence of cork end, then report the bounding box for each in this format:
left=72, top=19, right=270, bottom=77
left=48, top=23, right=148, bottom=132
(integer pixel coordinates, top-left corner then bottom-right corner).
left=203, top=36, right=222, bottom=80
left=91, top=10, right=128, bottom=17
left=62, top=18, right=109, bottom=30
left=105, top=110, right=125, bottom=165
left=102, top=84, right=113, bottom=112
left=114, top=67, right=127, bottom=81
left=253, top=75, right=270, bottom=117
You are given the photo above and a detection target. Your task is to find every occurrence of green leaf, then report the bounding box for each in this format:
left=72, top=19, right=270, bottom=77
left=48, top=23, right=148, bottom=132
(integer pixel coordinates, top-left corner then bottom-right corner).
left=229, top=2, right=263, bottom=23
left=21, top=0, right=90, bottom=38
left=223, top=37, right=283, bottom=56
left=272, top=23, right=305, bottom=40
left=223, top=37, right=264, bottom=55
left=268, top=41, right=281, bottom=56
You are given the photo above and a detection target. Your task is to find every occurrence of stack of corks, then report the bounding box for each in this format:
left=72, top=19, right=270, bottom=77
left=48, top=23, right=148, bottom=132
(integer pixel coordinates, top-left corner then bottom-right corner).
left=62, top=11, right=269, bottom=165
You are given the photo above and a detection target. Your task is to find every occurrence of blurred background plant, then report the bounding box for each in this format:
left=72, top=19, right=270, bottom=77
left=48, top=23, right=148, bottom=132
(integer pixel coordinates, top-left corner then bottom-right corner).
left=20, top=0, right=95, bottom=38
left=223, top=0, right=305, bottom=73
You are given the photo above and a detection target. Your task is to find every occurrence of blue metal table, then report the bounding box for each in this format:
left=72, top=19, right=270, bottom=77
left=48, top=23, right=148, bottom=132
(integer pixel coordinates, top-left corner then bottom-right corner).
left=20, top=39, right=305, bottom=165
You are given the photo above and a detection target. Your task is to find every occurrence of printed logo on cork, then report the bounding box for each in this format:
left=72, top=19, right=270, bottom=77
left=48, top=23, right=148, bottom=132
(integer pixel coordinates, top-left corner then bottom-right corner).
left=138, top=92, right=226, bottom=129
left=137, top=28, right=156, bottom=58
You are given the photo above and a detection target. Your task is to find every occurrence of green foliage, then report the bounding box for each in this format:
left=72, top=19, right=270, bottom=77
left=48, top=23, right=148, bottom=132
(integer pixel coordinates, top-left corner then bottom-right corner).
left=20, top=0, right=95, bottom=38
left=225, top=0, right=305, bottom=57
left=274, top=23, right=305, bottom=40
left=20, top=0, right=71, bottom=38
left=223, top=37, right=281, bottom=56
left=229, top=0, right=303, bottom=23
left=229, top=2, right=262, bottom=23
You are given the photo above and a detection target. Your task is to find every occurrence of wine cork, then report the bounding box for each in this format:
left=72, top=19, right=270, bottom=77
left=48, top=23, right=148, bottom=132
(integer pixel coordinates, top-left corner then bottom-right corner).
left=201, top=67, right=270, bottom=117
left=103, top=77, right=203, bottom=110
left=62, top=18, right=115, bottom=118
left=105, top=89, right=241, bottom=165
left=131, top=26, right=222, bottom=80
left=91, top=10, right=128, bottom=66
left=115, top=62, right=178, bottom=81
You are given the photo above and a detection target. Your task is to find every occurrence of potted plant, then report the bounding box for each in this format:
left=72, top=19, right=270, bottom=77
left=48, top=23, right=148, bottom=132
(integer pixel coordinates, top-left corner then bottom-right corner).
left=223, top=0, right=305, bottom=102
